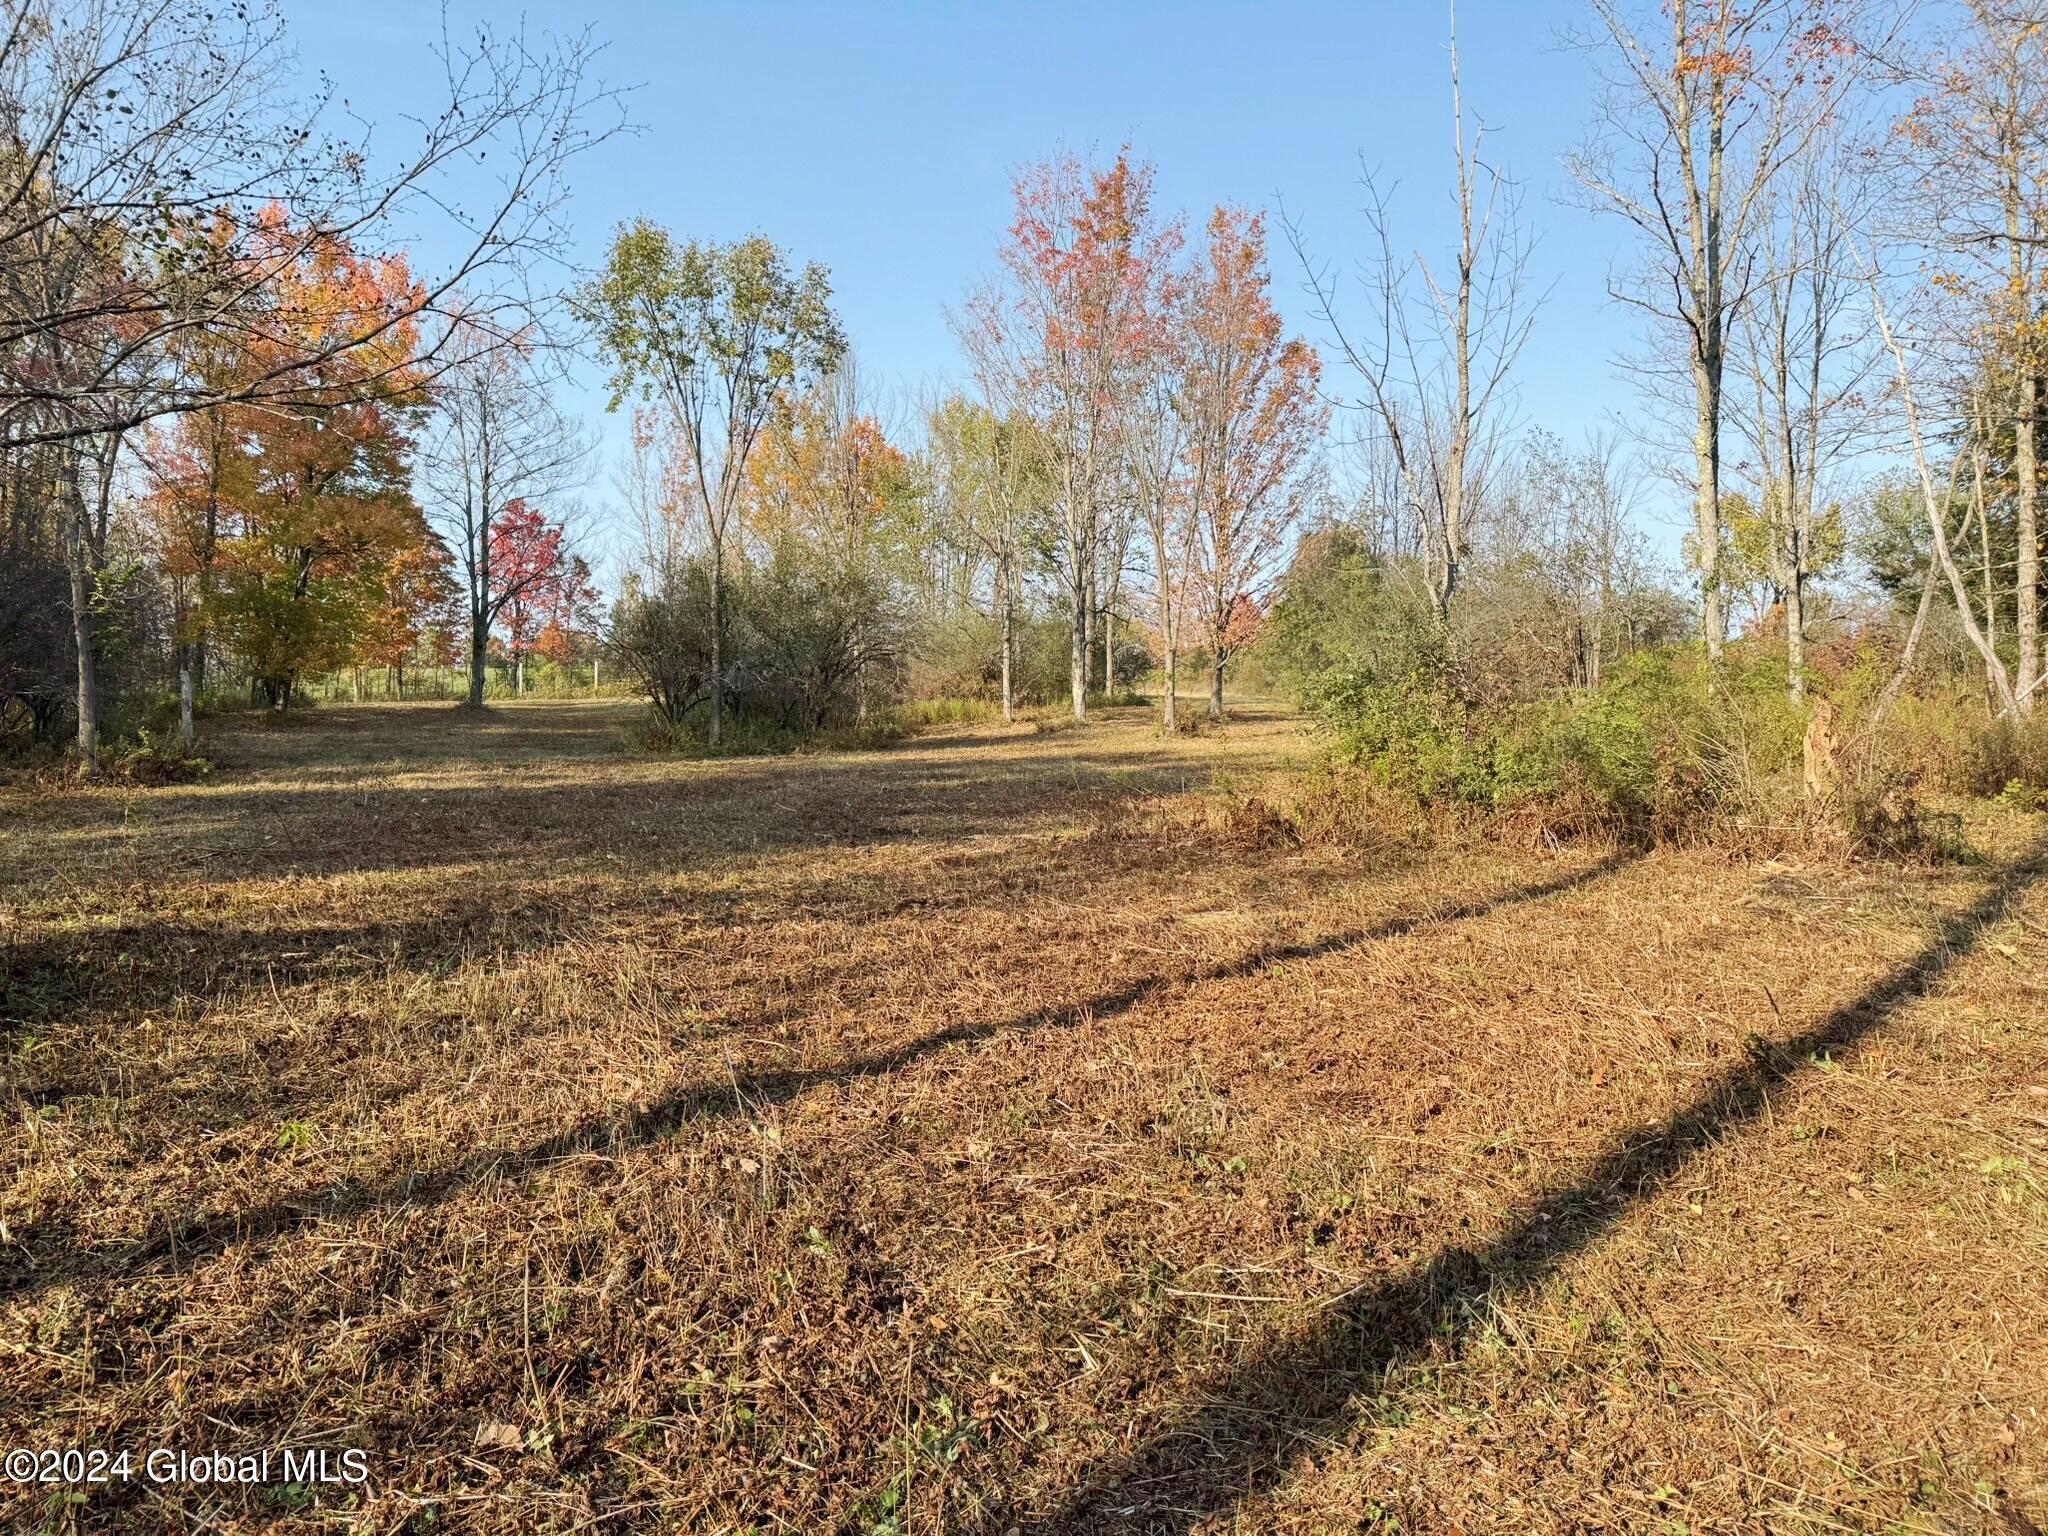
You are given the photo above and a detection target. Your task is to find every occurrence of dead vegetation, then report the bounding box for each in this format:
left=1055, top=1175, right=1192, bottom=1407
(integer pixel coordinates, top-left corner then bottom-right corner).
left=2, top=701, right=2045, bottom=1534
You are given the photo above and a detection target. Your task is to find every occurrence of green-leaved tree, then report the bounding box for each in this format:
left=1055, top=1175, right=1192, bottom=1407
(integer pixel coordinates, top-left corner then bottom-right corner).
left=582, top=224, right=845, bottom=744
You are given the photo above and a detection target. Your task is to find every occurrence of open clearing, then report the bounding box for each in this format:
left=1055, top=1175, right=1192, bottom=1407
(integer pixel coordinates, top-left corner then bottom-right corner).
left=3, top=704, right=2046, bottom=1534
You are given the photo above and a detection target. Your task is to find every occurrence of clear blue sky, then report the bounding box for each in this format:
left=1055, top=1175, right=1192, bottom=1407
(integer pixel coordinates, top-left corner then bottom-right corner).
left=287, top=0, right=1674, bottom=554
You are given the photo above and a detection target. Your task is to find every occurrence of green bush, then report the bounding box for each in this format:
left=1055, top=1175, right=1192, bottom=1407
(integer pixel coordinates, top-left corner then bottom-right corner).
left=1865, top=691, right=2048, bottom=797
left=1258, top=529, right=1443, bottom=697
left=104, top=728, right=212, bottom=785
left=612, top=544, right=909, bottom=745
left=1304, top=664, right=1485, bottom=796
left=1304, top=647, right=1810, bottom=840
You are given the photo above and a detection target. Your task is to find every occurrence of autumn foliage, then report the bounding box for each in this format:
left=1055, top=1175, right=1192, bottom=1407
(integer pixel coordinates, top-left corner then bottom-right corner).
left=142, top=210, right=442, bottom=705
left=488, top=499, right=597, bottom=684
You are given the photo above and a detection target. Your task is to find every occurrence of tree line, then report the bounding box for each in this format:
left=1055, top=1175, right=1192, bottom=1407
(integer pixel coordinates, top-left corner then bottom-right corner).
left=0, top=0, right=618, bottom=770
left=5, top=0, right=2046, bottom=779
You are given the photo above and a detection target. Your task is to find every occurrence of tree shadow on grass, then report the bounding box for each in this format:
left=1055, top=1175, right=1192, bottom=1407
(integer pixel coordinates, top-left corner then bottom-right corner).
left=0, top=853, right=1635, bottom=1306
left=1015, top=839, right=2048, bottom=1536
left=0, top=731, right=1274, bottom=1052
left=8, top=723, right=1284, bottom=890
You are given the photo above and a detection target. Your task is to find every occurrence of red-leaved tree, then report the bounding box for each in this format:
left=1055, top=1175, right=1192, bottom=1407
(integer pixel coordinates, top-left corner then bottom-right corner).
left=488, top=500, right=594, bottom=693
left=1183, top=207, right=1325, bottom=716
left=959, top=148, right=1180, bottom=719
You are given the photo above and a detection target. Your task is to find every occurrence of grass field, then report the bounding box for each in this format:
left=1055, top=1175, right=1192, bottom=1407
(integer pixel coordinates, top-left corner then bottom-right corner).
left=3, top=701, right=2046, bottom=1535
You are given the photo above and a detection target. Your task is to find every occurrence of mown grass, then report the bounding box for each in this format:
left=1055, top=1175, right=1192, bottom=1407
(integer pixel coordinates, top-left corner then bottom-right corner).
left=1, top=699, right=2044, bottom=1534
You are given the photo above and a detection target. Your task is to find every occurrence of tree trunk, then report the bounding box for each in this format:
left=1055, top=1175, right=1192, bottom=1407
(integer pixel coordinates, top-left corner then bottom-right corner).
left=352, top=667, right=362, bottom=704
left=1976, top=446, right=1998, bottom=656
left=1785, top=560, right=1806, bottom=702
left=1784, top=476, right=1807, bottom=703
left=1693, top=366, right=1726, bottom=661
left=61, top=456, right=99, bottom=776
left=1000, top=590, right=1014, bottom=724
left=1079, top=601, right=1093, bottom=713
left=468, top=624, right=487, bottom=708
left=1069, top=583, right=1086, bottom=722
left=1162, top=643, right=1178, bottom=731
left=2018, top=372, right=2040, bottom=711
left=1209, top=650, right=1225, bottom=719
left=515, top=655, right=525, bottom=696
left=178, top=656, right=196, bottom=749
left=709, top=553, right=725, bottom=746
left=1876, top=552, right=1943, bottom=719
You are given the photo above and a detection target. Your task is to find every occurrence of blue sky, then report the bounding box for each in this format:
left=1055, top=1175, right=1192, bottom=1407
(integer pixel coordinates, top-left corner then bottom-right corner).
left=287, top=1, right=1674, bottom=552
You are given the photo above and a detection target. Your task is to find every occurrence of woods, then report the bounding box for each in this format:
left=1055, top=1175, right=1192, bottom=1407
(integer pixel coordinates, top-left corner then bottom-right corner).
left=0, top=0, right=618, bottom=766
left=5, top=0, right=2046, bottom=804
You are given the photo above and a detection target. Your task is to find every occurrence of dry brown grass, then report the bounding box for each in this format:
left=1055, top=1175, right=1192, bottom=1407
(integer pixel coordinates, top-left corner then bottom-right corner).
left=2, top=699, right=2045, bottom=1535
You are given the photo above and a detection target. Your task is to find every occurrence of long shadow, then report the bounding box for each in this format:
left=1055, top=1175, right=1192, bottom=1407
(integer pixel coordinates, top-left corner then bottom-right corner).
left=1019, top=841, right=2048, bottom=1535
left=0, top=737, right=1259, bottom=1049
left=1, top=824, right=1139, bottom=1183
left=0, top=801, right=1233, bottom=1067
left=3, top=730, right=1268, bottom=890
left=2, top=907, right=547, bottom=1037
left=0, top=853, right=1633, bottom=1306
left=5, top=814, right=1373, bottom=1209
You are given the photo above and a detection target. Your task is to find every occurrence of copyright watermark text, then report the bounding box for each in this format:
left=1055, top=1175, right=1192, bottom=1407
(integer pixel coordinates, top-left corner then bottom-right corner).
left=4, top=1447, right=370, bottom=1487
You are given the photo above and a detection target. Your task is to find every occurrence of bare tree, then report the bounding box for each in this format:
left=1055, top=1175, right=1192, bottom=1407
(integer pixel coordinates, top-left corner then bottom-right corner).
left=1289, top=4, right=1538, bottom=635
left=1510, top=429, right=1657, bottom=689
left=1866, top=256, right=2021, bottom=713
left=0, top=0, right=624, bottom=447
left=1891, top=0, right=2048, bottom=710
left=418, top=341, right=591, bottom=708
left=1730, top=152, right=1881, bottom=698
left=1568, top=0, right=1892, bottom=661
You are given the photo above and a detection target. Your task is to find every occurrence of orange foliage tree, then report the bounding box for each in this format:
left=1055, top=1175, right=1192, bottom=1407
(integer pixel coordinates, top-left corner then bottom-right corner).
left=1182, top=207, right=1325, bottom=716
left=961, top=148, right=1181, bottom=719
left=741, top=379, right=913, bottom=564
left=174, top=210, right=437, bottom=708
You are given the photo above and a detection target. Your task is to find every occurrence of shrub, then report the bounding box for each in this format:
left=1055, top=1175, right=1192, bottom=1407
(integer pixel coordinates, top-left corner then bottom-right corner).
left=1873, top=694, right=2048, bottom=797
left=1257, top=529, right=1444, bottom=697
left=610, top=562, right=716, bottom=728
left=737, top=543, right=906, bottom=734
left=103, top=728, right=212, bottom=785
left=615, top=546, right=935, bottom=753
left=1303, top=663, right=1488, bottom=798
left=1304, top=647, right=1814, bottom=844
left=889, top=696, right=996, bottom=732
left=911, top=609, right=1005, bottom=701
